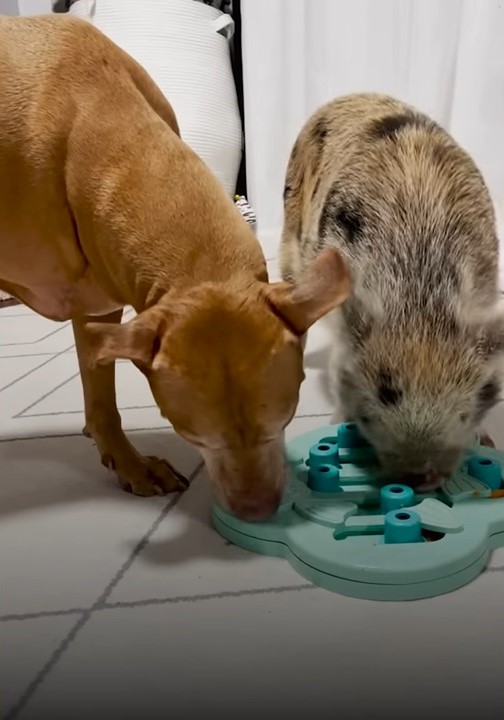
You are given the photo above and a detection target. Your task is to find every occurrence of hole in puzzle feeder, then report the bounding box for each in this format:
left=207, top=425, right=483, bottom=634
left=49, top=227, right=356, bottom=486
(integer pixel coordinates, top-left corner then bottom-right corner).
left=396, top=512, right=411, bottom=521
left=390, top=486, right=404, bottom=494
left=422, top=529, right=445, bottom=542
left=479, top=459, right=492, bottom=466
left=318, top=445, right=330, bottom=451
left=345, top=423, right=356, bottom=430
left=319, top=466, right=330, bottom=473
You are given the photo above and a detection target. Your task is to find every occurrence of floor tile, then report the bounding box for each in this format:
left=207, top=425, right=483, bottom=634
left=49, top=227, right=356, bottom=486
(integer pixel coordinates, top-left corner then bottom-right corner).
left=0, top=614, right=79, bottom=719
left=0, top=304, right=31, bottom=317
left=0, top=356, right=54, bottom=393
left=0, top=430, right=200, bottom=616
left=108, top=414, right=334, bottom=604
left=479, top=402, right=504, bottom=557
left=0, top=352, right=165, bottom=440
left=0, top=314, right=73, bottom=357
left=0, top=353, right=82, bottom=438
left=297, top=320, right=334, bottom=417
left=296, top=365, right=333, bottom=417
left=17, top=359, right=157, bottom=421
left=484, top=403, right=504, bottom=450
left=108, top=473, right=305, bottom=604
left=18, top=578, right=504, bottom=719
left=266, top=255, right=280, bottom=281
left=285, top=413, right=335, bottom=440
left=0, top=306, right=135, bottom=359
left=2, top=289, right=504, bottom=720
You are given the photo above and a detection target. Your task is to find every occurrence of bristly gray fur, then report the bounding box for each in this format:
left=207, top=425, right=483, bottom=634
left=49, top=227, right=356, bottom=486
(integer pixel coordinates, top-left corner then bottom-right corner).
left=280, top=92, right=503, bottom=481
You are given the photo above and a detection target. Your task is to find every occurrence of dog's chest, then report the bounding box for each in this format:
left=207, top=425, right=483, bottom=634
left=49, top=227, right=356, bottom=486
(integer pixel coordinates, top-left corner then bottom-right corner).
left=0, top=265, right=122, bottom=321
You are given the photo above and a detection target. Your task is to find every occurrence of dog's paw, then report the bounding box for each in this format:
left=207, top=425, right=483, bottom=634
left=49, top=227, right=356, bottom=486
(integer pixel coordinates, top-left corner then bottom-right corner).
left=103, top=454, right=189, bottom=496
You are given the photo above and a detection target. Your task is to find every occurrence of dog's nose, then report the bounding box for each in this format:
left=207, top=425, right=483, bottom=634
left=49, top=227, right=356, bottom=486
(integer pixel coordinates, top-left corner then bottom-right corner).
left=228, top=493, right=280, bottom=522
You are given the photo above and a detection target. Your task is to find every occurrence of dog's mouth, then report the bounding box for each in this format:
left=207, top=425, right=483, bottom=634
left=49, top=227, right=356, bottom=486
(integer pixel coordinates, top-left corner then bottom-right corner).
left=203, top=445, right=287, bottom=522
left=227, top=496, right=280, bottom=522
left=211, top=481, right=283, bottom=522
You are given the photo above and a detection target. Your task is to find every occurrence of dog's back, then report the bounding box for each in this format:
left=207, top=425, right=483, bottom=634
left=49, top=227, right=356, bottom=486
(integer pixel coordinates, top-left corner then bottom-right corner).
left=0, top=14, right=179, bottom=147
left=0, top=14, right=186, bottom=317
left=0, top=14, right=180, bottom=223
left=281, top=93, right=502, bottom=486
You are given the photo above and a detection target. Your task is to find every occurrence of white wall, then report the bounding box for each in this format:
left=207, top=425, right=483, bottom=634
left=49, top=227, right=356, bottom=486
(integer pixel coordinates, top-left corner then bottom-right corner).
left=241, top=0, right=504, bottom=261
left=19, top=0, right=53, bottom=13
left=0, top=0, right=21, bottom=14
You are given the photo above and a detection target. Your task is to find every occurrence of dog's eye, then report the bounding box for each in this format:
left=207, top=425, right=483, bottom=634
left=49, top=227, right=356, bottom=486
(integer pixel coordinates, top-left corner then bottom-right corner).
left=460, top=412, right=468, bottom=422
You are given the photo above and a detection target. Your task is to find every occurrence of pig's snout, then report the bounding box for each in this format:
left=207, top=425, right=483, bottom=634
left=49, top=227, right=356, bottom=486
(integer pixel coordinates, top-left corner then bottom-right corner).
left=400, top=471, right=445, bottom=491
left=379, top=448, right=462, bottom=491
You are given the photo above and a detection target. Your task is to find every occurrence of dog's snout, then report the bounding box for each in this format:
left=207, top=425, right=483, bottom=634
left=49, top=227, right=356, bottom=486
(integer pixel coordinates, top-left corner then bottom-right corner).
left=228, top=492, right=281, bottom=522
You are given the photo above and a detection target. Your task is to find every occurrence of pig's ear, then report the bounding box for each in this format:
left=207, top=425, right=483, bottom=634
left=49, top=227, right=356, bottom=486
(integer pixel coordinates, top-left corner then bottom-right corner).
left=467, top=294, right=504, bottom=358
left=478, top=312, right=504, bottom=357
left=264, top=247, right=350, bottom=335
left=85, top=306, right=169, bottom=368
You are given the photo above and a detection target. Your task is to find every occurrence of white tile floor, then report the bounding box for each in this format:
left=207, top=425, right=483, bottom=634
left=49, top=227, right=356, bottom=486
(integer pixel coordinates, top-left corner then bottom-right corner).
left=1, top=260, right=504, bottom=719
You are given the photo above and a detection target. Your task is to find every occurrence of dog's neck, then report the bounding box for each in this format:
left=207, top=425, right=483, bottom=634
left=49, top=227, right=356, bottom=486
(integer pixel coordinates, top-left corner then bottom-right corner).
left=70, top=122, right=267, bottom=313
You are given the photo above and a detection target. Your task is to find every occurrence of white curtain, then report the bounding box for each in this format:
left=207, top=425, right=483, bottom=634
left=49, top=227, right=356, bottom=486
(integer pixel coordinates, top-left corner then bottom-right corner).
left=241, top=0, right=504, bottom=271
left=16, top=0, right=53, bottom=12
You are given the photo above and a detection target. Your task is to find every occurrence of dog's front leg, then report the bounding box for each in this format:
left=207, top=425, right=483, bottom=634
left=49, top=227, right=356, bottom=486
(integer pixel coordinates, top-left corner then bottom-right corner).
left=72, top=311, right=188, bottom=496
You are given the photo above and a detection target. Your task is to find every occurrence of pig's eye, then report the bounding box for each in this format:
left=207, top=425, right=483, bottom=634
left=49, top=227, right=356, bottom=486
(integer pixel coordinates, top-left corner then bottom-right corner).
left=460, top=412, right=469, bottom=422
left=377, top=370, right=402, bottom=407
left=359, top=415, right=371, bottom=425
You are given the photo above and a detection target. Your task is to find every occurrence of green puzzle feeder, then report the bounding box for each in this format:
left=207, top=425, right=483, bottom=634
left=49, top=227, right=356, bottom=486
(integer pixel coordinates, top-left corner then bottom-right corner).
left=211, top=422, right=504, bottom=601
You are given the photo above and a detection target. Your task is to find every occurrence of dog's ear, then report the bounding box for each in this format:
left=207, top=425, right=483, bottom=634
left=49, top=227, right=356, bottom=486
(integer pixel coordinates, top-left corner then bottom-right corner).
left=85, top=306, right=168, bottom=368
left=264, top=248, right=350, bottom=335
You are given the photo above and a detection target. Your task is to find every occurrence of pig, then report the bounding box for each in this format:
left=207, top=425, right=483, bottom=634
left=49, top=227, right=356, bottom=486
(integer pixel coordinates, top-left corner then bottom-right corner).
left=280, top=93, right=503, bottom=489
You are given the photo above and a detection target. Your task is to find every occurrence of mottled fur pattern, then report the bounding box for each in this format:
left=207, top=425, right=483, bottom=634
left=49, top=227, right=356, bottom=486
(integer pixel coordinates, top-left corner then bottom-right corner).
left=280, top=93, right=503, bottom=484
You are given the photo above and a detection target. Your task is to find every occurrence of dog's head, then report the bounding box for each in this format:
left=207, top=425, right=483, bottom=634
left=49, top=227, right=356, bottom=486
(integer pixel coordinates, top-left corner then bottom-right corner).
left=87, top=248, right=349, bottom=520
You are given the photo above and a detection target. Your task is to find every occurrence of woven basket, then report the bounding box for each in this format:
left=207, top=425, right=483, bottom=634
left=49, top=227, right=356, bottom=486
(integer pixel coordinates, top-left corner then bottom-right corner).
left=70, top=0, right=243, bottom=196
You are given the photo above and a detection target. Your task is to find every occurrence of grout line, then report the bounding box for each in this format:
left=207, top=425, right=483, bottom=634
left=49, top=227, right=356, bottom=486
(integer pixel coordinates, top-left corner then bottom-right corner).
left=0, top=413, right=333, bottom=444
left=0, top=426, right=171, bottom=443
left=3, top=560, right=504, bottom=624
left=3, top=611, right=89, bottom=720
left=0, top=344, right=75, bottom=396
left=0, top=322, right=71, bottom=348
left=0, top=583, right=314, bottom=624
left=20, top=404, right=155, bottom=419
left=0, top=352, right=60, bottom=359
left=94, top=461, right=205, bottom=608
left=2, top=461, right=204, bottom=720
left=0, top=607, right=86, bottom=623
left=101, top=583, right=314, bottom=610
left=13, top=371, right=80, bottom=418
left=293, top=412, right=332, bottom=419
left=18, top=410, right=333, bottom=420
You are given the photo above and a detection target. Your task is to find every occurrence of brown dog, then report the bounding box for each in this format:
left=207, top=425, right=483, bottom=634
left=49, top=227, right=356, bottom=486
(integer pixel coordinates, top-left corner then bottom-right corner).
left=0, top=15, right=350, bottom=520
